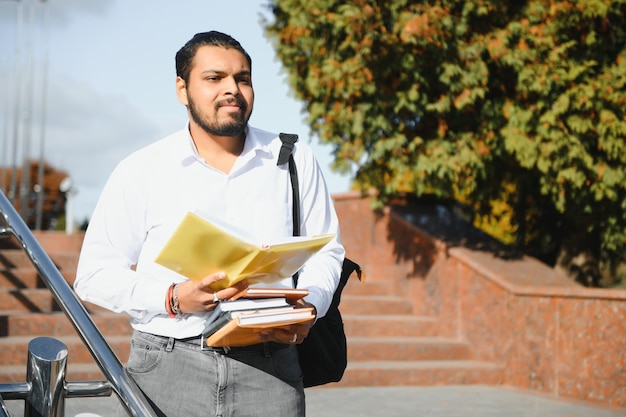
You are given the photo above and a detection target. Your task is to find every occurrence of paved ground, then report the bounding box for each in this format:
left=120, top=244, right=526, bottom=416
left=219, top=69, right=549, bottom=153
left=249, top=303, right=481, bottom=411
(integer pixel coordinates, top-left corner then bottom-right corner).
left=2, top=385, right=625, bottom=417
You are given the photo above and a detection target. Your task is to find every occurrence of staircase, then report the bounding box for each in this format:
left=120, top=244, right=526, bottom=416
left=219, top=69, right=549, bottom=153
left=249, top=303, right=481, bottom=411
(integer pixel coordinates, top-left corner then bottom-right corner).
left=336, top=274, right=503, bottom=387
left=0, top=236, right=132, bottom=382
left=0, top=233, right=503, bottom=386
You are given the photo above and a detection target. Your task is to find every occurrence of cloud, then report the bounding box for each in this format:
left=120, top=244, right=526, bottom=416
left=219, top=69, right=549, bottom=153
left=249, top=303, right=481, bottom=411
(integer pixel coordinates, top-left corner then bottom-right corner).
left=0, top=0, right=114, bottom=27
left=40, top=71, right=162, bottom=220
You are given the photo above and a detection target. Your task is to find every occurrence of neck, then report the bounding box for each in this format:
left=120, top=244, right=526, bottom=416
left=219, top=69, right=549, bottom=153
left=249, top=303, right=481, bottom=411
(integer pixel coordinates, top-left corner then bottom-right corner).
left=189, top=123, right=245, bottom=173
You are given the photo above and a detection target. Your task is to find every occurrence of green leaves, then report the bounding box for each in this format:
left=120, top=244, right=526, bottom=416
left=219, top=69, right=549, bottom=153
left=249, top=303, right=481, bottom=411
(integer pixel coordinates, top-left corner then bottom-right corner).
left=264, top=0, right=626, bottom=272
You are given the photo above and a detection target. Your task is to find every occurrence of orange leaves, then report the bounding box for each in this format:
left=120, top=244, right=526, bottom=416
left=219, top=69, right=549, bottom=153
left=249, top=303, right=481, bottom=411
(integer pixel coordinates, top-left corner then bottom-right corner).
left=518, top=38, right=529, bottom=51
left=453, top=88, right=471, bottom=109
left=438, top=118, right=448, bottom=138
left=487, top=35, right=507, bottom=60
left=401, top=6, right=448, bottom=44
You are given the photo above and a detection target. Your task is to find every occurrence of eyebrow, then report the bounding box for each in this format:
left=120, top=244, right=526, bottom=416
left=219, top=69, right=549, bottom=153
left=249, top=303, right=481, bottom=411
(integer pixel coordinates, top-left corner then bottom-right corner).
left=200, top=69, right=251, bottom=77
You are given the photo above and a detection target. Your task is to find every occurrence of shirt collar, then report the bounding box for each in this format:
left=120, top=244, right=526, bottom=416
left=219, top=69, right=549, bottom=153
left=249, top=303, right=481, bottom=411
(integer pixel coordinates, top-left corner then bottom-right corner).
left=182, top=123, right=275, bottom=168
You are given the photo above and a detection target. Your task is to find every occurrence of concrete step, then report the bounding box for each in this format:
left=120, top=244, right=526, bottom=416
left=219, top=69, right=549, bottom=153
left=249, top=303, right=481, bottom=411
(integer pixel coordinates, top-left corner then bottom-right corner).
left=343, top=314, right=440, bottom=338
left=0, top=249, right=33, bottom=268
left=340, top=295, right=414, bottom=315
left=0, top=288, right=60, bottom=312
left=0, top=311, right=132, bottom=337
left=0, top=268, right=44, bottom=289
left=0, top=335, right=130, bottom=367
left=336, top=360, right=505, bottom=387
left=0, top=289, right=105, bottom=313
left=347, top=337, right=472, bottom=361
left=0, top=249, right=78, bottom=277
left=342, top=279, right=388, bottom=296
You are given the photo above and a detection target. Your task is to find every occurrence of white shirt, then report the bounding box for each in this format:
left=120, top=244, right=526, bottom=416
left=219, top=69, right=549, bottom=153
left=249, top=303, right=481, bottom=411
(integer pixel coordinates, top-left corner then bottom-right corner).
left=74, top=125, right=345, bottom=339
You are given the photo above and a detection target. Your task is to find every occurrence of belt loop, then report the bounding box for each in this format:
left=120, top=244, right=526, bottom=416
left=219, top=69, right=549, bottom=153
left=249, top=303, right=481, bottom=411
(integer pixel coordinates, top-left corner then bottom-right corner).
left=166, top=337, right=175, bottom=352
left=263, top=342, right=271, bottom=358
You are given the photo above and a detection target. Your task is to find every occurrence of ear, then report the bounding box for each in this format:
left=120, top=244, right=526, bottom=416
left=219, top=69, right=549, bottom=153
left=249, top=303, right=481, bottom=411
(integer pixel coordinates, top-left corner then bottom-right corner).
left=176, top=76, right=189, bottom=106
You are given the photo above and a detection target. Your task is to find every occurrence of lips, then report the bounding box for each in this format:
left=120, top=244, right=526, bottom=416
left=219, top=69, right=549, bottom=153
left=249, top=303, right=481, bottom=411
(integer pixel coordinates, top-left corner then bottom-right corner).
left=218, top=98, right=245, bottom=111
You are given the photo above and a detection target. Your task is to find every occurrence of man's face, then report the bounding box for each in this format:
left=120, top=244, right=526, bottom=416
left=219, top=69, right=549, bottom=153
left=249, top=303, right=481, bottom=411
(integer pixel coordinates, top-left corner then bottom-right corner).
left=178, top=45, right=254, bottom=137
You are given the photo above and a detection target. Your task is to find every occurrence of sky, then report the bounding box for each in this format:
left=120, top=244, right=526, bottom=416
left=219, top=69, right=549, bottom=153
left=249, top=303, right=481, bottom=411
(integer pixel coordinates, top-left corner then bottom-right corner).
left=0, top=0, right=352, bottom=225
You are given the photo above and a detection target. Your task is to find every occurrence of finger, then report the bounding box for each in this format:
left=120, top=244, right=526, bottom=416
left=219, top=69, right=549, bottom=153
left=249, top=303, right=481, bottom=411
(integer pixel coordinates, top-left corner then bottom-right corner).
left=198, top=272, right=227, bottom=289
left=223, top=280, right=249, bottom=301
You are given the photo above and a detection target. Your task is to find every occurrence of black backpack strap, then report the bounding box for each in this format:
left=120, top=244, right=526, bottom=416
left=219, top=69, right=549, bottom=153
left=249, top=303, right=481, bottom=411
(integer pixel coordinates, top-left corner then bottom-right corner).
left=278, top=133, right=301, bottom=284
left=279, top=133, right=362, bottom=289
left=277, top=133, right=298, bottom=166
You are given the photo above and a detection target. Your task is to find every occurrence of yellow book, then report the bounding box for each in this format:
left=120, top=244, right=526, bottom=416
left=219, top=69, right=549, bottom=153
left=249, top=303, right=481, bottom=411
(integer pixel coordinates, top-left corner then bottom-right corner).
left=154, top=212, right=335, bottom=290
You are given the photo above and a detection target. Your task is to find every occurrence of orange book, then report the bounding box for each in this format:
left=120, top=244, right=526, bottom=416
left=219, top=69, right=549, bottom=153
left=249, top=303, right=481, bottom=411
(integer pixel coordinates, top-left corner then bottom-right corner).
left=243, top=287, right=309, bottom=302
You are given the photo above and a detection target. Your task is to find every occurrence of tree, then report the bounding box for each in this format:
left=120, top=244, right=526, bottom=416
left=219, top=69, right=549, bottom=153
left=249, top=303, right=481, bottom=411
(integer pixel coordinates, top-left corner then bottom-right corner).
left=263, top=0, right=626, bottom=286
left=0, top=161, right=70, bottom=230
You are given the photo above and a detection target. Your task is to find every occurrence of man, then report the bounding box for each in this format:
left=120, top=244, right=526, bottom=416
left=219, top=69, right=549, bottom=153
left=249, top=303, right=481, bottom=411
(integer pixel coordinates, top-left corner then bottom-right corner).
left=74, top=31, right=344, bottom=417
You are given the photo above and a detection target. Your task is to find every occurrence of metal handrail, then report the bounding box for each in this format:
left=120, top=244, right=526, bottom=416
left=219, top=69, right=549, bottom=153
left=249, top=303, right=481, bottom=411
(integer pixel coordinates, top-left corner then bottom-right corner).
left=0, top=191, right=157, bottom=417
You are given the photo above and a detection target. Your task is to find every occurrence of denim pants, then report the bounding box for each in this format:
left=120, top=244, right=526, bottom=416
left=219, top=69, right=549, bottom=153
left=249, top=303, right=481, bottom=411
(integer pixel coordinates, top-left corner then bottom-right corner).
left=122, top=330, right=305, bottom=417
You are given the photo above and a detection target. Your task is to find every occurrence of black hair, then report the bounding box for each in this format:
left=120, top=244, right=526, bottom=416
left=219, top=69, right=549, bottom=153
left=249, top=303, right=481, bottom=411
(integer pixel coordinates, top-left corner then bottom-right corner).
left=175, top=31, right=252, bottom=83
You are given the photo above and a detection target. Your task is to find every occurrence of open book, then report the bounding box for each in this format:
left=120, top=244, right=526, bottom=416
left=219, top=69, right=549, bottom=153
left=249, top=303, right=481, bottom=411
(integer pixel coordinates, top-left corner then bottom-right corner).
left=154, top=212, right=335, bottom=290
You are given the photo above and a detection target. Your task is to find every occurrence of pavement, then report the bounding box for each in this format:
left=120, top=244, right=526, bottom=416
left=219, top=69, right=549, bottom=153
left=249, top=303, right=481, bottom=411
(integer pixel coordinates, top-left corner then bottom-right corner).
left=2, top=385, right=625, bottom=417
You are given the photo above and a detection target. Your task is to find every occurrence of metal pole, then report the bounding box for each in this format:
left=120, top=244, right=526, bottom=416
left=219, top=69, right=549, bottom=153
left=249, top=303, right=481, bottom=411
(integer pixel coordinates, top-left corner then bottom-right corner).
left=19, top=0, right=36, bottom=220
left=24, top=337, right=68, bottom=417
left=9, top=1, right=23, bottom=205
left=35, top=0, right=50, bottom=230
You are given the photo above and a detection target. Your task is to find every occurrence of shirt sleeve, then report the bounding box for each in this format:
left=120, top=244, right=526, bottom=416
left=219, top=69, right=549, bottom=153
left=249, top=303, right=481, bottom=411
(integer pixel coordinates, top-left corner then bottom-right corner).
left=74, top=159, right=169, bottom=323
left=292, top=143, right=346, bottom=319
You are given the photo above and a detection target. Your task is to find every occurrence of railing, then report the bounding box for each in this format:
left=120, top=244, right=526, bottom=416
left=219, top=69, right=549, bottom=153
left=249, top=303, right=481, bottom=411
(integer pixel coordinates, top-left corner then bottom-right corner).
left=0, top=191, right=158, bottom=417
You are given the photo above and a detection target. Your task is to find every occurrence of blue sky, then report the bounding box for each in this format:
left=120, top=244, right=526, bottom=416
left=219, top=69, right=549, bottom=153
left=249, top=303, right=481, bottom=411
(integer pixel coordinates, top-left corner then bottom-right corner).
left=0, top=0, right=352, bottom=223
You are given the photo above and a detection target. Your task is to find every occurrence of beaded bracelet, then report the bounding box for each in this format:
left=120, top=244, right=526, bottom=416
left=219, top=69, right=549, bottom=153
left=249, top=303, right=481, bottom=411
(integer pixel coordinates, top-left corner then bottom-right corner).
left=171, top=283, right=182, bottom=315
left=165, top=283, right=176, bottom=318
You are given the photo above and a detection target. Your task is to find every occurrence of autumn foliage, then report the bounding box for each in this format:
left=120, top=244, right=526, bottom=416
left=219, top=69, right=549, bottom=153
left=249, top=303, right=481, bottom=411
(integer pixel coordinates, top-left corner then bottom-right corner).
left=264, top=0, right=626, bottom=285
left=0, top=161, right=70, bottom=230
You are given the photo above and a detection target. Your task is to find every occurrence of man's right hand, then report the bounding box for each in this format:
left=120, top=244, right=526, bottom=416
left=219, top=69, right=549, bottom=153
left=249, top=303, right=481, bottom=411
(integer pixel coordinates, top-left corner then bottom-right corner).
left=177, top=272, right=248, bottom=313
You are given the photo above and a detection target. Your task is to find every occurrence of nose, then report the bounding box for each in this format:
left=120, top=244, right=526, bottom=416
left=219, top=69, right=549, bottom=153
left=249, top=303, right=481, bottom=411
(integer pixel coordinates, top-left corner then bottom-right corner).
left=224, top=76, right=240, bottom=96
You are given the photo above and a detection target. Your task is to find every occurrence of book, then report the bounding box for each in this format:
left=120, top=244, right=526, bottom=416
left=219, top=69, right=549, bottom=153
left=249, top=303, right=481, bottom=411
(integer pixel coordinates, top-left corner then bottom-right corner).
left=204, top=307, right=315, bottom=347
left=154, top=212, right=335, bottom=290
left=201, top=306, right=299, bottom=339
left=243, top=287, right=309, bottom=302
left=201, top=296, right=293, bottom=331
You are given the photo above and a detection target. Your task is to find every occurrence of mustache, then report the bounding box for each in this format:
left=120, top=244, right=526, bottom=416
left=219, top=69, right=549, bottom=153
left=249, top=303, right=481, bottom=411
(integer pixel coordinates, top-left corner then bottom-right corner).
left=217, top=97, right=246, bottom=110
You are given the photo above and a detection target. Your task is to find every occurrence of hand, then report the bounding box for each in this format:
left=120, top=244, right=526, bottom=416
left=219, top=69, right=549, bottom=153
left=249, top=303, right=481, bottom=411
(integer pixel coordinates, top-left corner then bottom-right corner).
left=258, top=300, right=317, bottom=345
left=176, top=272, right=248, bottom=314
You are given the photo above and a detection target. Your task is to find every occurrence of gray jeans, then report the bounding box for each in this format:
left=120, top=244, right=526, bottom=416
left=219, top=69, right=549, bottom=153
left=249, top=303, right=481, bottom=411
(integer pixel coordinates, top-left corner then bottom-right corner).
left=122, top=330, right=305, bottom=417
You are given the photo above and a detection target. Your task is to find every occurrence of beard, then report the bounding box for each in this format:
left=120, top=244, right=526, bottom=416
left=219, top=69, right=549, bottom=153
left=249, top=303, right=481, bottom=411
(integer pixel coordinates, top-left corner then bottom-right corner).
left=188, top=95, right=252, bottom=137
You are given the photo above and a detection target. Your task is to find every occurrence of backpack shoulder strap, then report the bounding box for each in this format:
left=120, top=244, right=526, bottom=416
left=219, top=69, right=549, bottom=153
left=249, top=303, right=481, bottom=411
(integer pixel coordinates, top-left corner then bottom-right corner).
left=278, top=133, right=301, bottom=236
left=278, top=133, right=301, bottom=285
left=277, top=133, right=298, bottom=166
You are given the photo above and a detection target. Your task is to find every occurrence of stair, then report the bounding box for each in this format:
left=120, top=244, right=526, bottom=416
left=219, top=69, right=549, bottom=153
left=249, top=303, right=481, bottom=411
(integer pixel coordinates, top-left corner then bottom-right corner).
left=0, top=244, right=132, bottom=382
left=335, top=277, right=504, bottom=387
left=0, top=235, right=503, bottom=387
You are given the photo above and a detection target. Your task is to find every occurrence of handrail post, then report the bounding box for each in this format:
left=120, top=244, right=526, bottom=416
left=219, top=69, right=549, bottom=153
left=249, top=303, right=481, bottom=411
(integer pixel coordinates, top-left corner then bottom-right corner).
left=24, top=337, right=68, bottom=417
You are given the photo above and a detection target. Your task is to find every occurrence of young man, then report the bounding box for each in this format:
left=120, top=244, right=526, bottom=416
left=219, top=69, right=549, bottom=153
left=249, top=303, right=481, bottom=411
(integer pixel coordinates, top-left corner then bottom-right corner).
left=74, top=31, right=344, bottom=417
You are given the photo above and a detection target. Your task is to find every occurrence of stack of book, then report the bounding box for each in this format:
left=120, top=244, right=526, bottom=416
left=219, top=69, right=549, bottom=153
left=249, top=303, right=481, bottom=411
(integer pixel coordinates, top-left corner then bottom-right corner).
left=201, top=288, right=315, bottom=347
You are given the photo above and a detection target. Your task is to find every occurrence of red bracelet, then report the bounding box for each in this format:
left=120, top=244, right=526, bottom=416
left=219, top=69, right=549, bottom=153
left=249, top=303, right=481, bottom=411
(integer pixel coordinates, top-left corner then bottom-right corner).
left=165, top=283, right=176, bottom=318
